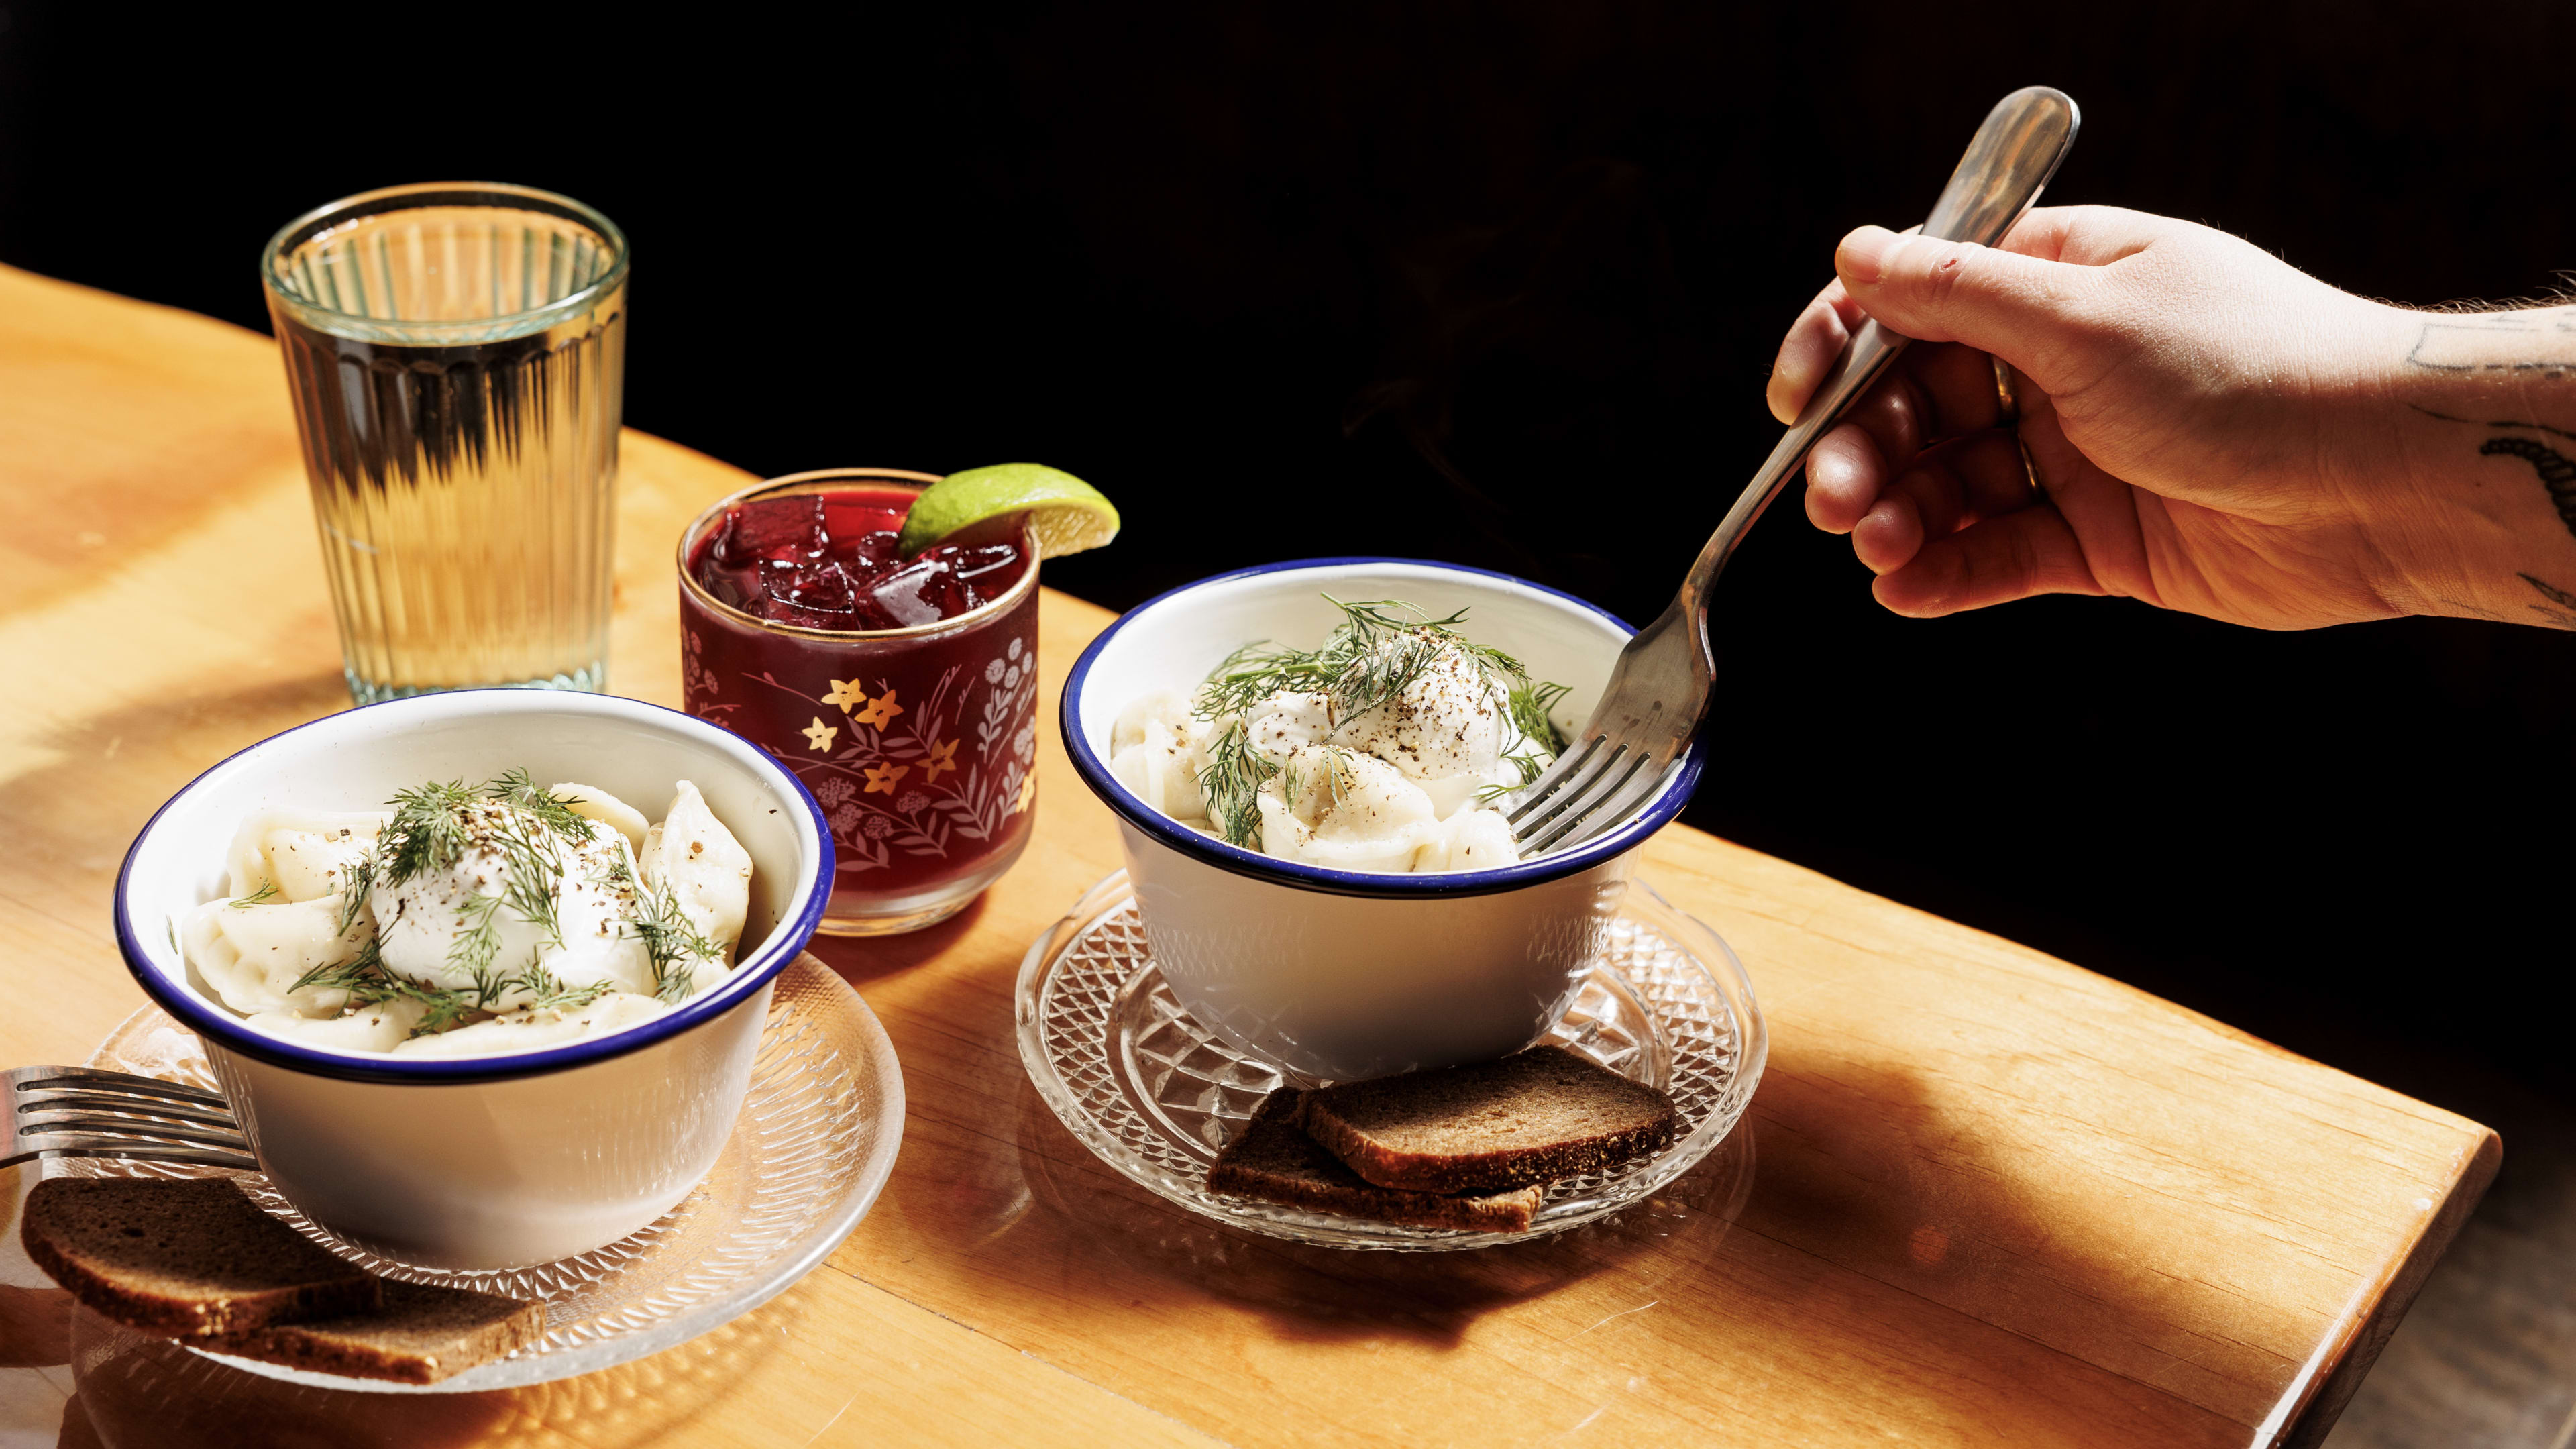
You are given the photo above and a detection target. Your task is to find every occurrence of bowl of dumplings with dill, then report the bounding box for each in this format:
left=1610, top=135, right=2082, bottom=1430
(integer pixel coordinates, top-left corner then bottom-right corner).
left=1062, top=559, right=1705, bottom=1083
left=113, top=690, right=833, bottom=1271
left=193, top=771, right=747, bottom=1058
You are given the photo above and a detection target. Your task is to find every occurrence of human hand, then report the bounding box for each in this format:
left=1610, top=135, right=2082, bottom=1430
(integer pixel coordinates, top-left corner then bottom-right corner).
left=1763, top=204, right=2534, bottom=629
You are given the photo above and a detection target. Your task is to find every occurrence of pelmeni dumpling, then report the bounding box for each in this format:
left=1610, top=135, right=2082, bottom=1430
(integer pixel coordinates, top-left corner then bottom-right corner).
left=1241, top=691, right=1332, bottom=761
left=639, top=780, right=753, bottom=964
left=1409, top=808, right=1520, bottom=872
left=1109, top=688, right=1220, bottom=818
left=225, top=810, right=388, bottom=904
left=1110, top=719, right=1208, bottom=820
left=1255, top=745, right=1440, bottom=873
left=1111, top=688, right=1195, bottom=754
left=388, top=994, right=671, bottom=1060
left=184, top=894, right=373, bottom=1017
left=246, top=998, right=426, bottom=1053
left=550, top=782, right=651, bottom=852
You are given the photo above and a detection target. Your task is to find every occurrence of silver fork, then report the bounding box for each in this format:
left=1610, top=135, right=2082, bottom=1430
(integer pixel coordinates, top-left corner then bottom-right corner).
left=1507, top=85, right=2081, bottom=857
left=3, top=1066, right=259, bottom=1171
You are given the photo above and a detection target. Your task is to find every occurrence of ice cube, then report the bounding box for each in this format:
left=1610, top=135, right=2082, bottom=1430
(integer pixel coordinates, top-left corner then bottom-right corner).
left=723, top=496, right=833, bottom=565
left=944, top=541, right=1020, bottom=592
left=757, top=557, right=861, bottom=619
left=864, top=555, right=979, bottom=627
left=831, top=527, right=907, bottom=576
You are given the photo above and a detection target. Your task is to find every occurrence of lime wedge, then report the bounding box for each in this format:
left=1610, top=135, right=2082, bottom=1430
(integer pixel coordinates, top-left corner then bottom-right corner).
left=897, top=463, right=1120, bottom=559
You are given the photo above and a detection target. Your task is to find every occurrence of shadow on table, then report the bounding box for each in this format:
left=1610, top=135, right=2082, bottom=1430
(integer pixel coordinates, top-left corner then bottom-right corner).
left=1001, top=1074, right=1758, bottom=1349
left=0, top=1284, right=72, bottom=1368
left=58, top=1281, right=812, bottom=1449
left=805, top=897, right=992, bottom=985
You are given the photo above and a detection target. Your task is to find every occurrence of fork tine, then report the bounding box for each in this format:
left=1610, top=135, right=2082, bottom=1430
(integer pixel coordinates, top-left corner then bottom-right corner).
left=2, top=1141, right=262, bottom=1172
left=4, top=1067, right=259, bottom=1173
left=1515, top=739, right=1649, bottom=849
left=17, top=1091, right=238, bottom=1129
left=10, top=1067, right=228, bottom=1108
left=1509, top=740, right=1628, bottom=842
left=1501, top=733, right=1604, bottom=826
left=1520, top=747, right=1657, bottom=856
left=1523, top=756, right=1674, bottom=857
left=21, top=1116, right=252, bottom=1152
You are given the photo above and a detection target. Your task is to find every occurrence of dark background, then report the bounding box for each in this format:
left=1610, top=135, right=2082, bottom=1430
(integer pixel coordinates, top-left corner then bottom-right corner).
left=1, top=3, right=2567, bottom=1146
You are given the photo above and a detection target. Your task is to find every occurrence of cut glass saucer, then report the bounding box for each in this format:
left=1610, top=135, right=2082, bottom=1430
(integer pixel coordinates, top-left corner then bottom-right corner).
left=62, top=954, right=903, bottom=1393
left=1015, top=871, right=1766, bottom=1250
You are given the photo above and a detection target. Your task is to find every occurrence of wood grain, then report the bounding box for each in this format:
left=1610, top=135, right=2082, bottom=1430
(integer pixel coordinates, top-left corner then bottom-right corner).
left=0, top=262, right=2497, bottom=1447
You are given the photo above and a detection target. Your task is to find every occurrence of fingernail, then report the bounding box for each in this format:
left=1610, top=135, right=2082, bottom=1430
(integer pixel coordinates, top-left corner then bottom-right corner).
left=1840, top=226, right=1907, bottom=288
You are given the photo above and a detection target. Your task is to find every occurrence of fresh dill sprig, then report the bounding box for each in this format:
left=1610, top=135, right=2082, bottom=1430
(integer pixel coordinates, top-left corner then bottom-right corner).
left=1187, top=596, right=1577, bottom=836
left=1191, top=596, right=1540, bottom=732
left=375, top=774, right=574, bottom=972
left=487, top=814, right=568, bottom=954
left=1477, top=748, right=1550, bottom=804
left=447, top=891, right=506, bottom=979
left=1506, top=678, right=1570, bottom=753
left=378, top=780, right=480, bottom=886
left=289, top=938, right=385, bottom=998
left=1315, top=744, right=1358, bottom=810
left=466, top=960, right=516, bottom=1008
left=504, top=964, right=616, bottom=1013
left=1194, top=640, right=1330, bottom=719
left=1196, top=720, right=1279, bottom=848
left=290, top=940, right=481, bottom=1036
left=627, top=873, right=720, bottom=1004
left=289, top=941, right=614, bottom=1036
left=333, top=852, right=376, bottom=935
left=488, top=768, right=596, bottom=843
left=228, top=880, right=278, bottom=908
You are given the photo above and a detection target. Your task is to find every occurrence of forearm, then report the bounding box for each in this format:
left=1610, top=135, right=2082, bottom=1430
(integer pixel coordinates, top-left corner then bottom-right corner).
left=2352, top=303, right=2576, bottom=626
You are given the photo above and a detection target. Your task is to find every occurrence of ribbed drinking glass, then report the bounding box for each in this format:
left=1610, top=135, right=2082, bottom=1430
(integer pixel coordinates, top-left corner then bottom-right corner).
left=260, top=182, right=629, bottom=704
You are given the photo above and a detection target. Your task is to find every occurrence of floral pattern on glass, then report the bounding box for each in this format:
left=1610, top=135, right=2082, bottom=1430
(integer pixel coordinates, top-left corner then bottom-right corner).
left=692, top=627, right=1038, bottom=876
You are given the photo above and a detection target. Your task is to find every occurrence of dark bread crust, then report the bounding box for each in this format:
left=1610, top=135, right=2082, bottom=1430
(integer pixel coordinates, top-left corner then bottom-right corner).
left=1297, top=1046, right=1678, bottom=1194
left=1208, top=1091, right=1542, bottom=1232
left=205, top=1279, right=545, bottom=1384
left=21, top=1177, right=378, bottom=1338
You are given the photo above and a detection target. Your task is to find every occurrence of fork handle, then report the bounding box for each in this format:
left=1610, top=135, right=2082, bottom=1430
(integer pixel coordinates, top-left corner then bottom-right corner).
left=1682, top=86, right=2080, bottom=610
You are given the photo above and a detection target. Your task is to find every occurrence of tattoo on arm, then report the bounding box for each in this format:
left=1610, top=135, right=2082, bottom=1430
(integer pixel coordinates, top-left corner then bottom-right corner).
left=2406, top=308, right=2576, bottom=373
left=2476, top=437, right=2576, bottom=535
left=2518, top=573, right=2576, bottom=629
left=2412, top=407, right=2576, bottom=627
left=2408, top=402, right=2576, bottom=442
left=2410, top=404, right=2576, bottom=535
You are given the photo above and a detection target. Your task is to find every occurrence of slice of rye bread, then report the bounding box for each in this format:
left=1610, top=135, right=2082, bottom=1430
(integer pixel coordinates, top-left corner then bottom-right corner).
left=205, top=1278, right=545, bottom=1385
left=20, top=1176, right=378, bottom=1338
left=1207, top=1090, right=1543, bottom=1232
left=1298, top=1045, right=1680, bottom=1195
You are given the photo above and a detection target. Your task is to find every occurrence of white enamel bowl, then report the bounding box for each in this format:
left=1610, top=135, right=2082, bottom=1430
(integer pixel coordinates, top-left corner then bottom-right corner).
left=113, top=691, right=833, bottom=1271
left=1061, top=559, right=1706, bottom=1082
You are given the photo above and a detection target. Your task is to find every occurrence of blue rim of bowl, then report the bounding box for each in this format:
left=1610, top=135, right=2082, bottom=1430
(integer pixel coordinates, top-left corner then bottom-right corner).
left=111, top=690, right=835, bottom=1086
left=1061, top=557, right=1706, bottom=900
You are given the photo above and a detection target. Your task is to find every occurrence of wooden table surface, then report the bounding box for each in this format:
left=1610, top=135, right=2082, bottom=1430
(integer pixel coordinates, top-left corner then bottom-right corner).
left=0, top=262, right=2498, bottom=1449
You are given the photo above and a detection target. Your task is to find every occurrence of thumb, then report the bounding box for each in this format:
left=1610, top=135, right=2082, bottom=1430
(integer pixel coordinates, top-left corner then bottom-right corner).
left=1836, top=225, right=2102, bottom=392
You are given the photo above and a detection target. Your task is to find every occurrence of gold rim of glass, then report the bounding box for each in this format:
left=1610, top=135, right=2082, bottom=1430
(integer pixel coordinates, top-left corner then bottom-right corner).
left=676, top=468, right=1042, bottom=641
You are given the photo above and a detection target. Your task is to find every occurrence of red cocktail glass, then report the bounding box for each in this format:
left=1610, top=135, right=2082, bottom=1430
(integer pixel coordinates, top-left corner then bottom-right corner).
left=677, top=468, right=1040, bottom=934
